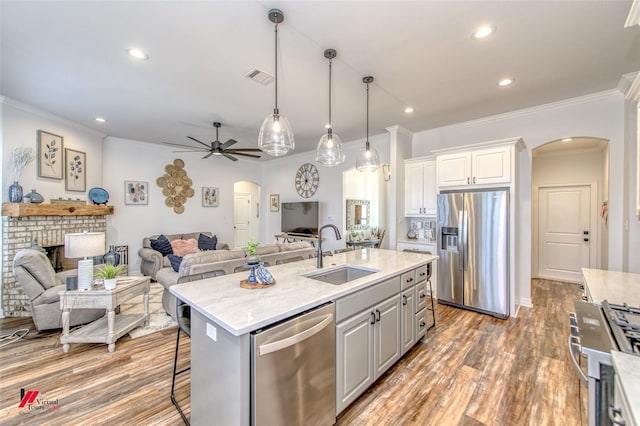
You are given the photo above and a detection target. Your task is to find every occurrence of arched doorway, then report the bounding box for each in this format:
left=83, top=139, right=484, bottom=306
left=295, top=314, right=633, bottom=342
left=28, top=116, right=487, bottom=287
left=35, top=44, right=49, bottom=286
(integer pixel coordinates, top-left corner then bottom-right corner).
left=531, top=137, right=609, bottom=283
left=233, top=181, right=261, bottom=249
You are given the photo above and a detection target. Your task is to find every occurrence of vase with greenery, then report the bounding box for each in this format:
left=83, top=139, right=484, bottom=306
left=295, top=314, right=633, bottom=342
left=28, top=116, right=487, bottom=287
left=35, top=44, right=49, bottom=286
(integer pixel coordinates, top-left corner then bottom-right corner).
left=95, top=263, right=125, bottom=290
left=8, top=147, right=34, bottom=203
left=244, top=237, right=261, bottom=265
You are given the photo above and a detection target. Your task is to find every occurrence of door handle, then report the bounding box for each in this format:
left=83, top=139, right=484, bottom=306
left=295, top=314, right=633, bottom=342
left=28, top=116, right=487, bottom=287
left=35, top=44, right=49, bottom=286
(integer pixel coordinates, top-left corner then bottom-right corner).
left=258, top=314, right=333, bottom=356
left=370, top=312, right=376, bottom=324
left=402, top=295, right=407, bottom=306
left=375, top=309, right=381, bottom=322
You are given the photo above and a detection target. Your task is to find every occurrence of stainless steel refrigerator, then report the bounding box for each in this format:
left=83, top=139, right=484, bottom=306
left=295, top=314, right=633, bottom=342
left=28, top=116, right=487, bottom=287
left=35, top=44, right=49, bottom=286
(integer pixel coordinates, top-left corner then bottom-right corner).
left=437, top=190, right=509, bottom=318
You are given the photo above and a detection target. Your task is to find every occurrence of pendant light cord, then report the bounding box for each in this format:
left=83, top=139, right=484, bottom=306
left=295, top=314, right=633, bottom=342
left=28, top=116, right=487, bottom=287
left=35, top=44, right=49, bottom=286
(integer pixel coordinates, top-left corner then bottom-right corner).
left=365, top=81, right=370, bottom=150
left=274, top=23, right=279, bottom=115
left=328, top=57, right=332, bottom=129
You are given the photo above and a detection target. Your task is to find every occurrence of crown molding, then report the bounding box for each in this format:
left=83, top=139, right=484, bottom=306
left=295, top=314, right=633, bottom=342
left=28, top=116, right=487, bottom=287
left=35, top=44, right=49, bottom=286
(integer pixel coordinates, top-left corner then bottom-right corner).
left=619, top=72, right=640, bottom=101
left=2, top=96, right=107, bottom=139
left=625, top=0, right=640, bottom=27
left=422, top=90, right=622, bottom=135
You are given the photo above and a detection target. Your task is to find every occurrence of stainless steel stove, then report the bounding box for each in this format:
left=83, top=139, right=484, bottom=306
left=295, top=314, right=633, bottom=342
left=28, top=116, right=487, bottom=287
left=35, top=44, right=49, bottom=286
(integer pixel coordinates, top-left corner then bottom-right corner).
left=569, top=300, right=640, bottom=426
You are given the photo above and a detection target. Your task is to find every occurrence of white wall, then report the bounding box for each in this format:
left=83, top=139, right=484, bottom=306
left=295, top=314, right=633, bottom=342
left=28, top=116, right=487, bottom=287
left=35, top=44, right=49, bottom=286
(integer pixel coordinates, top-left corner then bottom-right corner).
left=531, top=146, right=607, bottom=275
left=626, top=100, right=640, bottom=273
left=2, top=99, right=105, bottom=203
left=261, top=134, right=390, bottom=253
left=103, top=136, right=262, bottom=274
left=412, top=90, right=628, bottom=307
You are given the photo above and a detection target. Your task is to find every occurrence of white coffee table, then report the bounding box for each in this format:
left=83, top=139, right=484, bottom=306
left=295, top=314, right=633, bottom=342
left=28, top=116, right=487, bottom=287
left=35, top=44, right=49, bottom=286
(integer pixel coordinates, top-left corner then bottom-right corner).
left=59, top=276, right=150, bottom=353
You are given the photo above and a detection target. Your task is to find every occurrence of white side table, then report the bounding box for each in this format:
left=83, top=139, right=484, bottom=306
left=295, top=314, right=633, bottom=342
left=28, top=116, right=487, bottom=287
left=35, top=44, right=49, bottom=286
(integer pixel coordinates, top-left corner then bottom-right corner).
left=59, top=276, right=150, bottom=353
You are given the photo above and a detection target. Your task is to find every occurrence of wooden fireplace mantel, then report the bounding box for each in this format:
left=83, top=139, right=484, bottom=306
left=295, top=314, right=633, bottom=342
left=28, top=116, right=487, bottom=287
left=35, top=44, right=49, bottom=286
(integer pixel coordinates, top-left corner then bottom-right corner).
left=1, top=202, right=114, bottom=217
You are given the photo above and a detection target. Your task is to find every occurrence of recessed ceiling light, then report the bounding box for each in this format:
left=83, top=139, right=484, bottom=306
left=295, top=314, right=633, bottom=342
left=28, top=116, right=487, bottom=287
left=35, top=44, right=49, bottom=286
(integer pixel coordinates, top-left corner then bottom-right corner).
left=561, top=138, right=572, bottom=142
left=404, top=107, right=414, bottom=113
left=95, top=117, right=107, bottom=123
left=126, top=48, right=149, bottom=60
left=497, top=78, right=514, bottom=87
left=472, top=25, right=496, bottom=40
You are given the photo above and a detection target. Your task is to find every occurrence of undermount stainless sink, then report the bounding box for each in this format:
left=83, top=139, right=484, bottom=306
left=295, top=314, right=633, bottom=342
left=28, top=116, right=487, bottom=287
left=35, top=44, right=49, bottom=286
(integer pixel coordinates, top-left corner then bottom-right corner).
left=304, top=265, right=379, bottom=285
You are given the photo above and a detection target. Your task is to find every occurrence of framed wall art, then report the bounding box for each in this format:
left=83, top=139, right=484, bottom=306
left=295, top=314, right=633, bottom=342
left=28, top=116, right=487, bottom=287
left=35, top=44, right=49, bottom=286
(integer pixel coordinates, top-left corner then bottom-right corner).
left=37, top=130, right=64, bottom=179
left=270, top=194, right=280, bottom=212
left=202, top=187, right=219, bottom=207
left=65, top=148, right=86, bottom=192
left=125, top=181, right=148, bottom=205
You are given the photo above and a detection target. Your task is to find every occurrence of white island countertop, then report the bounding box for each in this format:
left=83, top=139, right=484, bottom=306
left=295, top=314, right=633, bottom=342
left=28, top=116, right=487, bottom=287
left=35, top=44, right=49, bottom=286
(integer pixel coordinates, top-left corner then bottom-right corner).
left=581, top=268, right=640, bottom=307
left=171, top=248, right=437, bottom=336
left=611, top=351, right=640, bottom=426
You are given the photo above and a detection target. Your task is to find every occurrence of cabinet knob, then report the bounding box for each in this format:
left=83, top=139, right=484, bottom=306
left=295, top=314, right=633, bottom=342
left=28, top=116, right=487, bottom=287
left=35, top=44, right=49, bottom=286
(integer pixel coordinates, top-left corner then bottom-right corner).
left=402, top=295, right=408, bottom=306
left=375, top=309, right=381, bottom=322
left=419, top=320, right=426, bottom=328
left=467, top=177, right=470, bottom=184
left=370, top=312, right=376, bottom=325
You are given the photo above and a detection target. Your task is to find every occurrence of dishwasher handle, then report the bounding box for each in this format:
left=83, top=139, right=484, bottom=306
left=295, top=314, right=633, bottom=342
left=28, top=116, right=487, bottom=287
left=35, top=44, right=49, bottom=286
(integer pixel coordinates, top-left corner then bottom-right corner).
left=259, top=314, right=333, bottom=356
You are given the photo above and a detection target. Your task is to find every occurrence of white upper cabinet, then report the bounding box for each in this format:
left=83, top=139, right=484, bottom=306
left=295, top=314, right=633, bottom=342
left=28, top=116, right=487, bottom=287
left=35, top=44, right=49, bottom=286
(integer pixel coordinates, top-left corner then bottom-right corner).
left=404, top=158, right=437, bottom=216
left=437, top=145, right=512, bottom=188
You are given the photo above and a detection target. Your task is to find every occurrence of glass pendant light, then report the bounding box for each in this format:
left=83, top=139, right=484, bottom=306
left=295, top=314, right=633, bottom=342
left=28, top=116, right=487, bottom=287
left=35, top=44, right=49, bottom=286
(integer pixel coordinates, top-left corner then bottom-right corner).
left=356, top=76, right=380, bottom=172
left=258, top=9, right=294, bottom=156
left=316, top=49, right=345, bottom=166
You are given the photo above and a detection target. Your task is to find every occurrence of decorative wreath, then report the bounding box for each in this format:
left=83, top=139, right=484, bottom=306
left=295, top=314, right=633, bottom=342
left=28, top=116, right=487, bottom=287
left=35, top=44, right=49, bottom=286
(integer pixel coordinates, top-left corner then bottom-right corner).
left=156, top=159, right=194, bottom=214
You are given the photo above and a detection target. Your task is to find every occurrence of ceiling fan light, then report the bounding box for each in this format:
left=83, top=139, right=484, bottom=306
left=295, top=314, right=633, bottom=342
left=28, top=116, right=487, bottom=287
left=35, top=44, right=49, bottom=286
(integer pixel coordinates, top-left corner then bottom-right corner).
left=258, top=112, right=294, bottom=156
left=316, top=131, right=345, bottom=166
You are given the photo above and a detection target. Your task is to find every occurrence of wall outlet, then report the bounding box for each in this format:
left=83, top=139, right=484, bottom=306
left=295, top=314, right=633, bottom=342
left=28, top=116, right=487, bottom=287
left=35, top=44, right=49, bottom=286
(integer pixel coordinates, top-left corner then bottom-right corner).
left=206, top=322, right=217, bottom=342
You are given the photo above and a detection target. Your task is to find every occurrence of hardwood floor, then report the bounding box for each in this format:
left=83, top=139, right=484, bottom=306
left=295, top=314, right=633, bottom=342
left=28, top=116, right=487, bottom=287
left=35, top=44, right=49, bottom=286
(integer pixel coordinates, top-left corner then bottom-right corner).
left=0, top=279, right=586, bottom=425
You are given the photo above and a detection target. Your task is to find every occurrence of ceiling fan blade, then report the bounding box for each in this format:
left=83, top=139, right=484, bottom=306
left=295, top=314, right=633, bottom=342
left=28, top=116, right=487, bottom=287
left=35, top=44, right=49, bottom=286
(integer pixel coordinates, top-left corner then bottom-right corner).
left=226, top=148, right=262, bottom=152
left=202, top=152, right=214, bottom=159
left=163, top=142, right=209, bottom=150
left=171, top=150, right=210, bottom=153
left=228, top=151, right=261, bottom=159
left=223, top=153, right=239, bottom=162
left=187, top=136, right=213, bottom=149
left=220, top=138, right=237, bottom=149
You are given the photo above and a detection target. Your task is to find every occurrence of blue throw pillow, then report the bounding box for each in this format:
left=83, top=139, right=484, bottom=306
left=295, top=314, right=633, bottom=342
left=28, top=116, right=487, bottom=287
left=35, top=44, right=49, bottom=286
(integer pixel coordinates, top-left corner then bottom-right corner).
left=150, top=234, right=173, bottom=256
left=198, top=233, right=217, bottom=251
left=168, top=254, right=183, bottom=272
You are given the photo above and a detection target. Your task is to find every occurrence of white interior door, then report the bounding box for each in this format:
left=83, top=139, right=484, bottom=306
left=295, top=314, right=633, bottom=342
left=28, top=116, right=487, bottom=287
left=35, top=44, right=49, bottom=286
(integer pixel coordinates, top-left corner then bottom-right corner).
left=538, top=185, right=592, bottom=283
left=234, top=193, right=251, bottom=249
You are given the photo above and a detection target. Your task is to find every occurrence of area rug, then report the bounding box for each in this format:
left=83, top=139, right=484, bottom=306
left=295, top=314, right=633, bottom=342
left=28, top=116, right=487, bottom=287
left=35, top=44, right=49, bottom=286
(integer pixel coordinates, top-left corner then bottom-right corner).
left=119, top=281, right=177, bottom=338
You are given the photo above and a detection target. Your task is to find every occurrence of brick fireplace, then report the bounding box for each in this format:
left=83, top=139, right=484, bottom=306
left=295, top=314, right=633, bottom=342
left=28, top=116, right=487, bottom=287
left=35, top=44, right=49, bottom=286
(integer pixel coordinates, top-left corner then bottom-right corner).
left=1, top=203, right=113, bottom=317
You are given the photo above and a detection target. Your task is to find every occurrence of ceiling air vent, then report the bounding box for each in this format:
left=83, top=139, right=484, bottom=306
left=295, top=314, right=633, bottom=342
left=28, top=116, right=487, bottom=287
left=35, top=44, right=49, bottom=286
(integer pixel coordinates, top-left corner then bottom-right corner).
left=245, top=69, right=274, bottom=85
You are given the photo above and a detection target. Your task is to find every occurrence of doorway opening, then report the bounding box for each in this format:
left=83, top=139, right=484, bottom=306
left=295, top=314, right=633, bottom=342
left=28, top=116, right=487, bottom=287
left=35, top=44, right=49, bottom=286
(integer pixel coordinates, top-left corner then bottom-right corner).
left=233, top=181, right=261, bottom=249
left=531, top=137, right=609, bottom=283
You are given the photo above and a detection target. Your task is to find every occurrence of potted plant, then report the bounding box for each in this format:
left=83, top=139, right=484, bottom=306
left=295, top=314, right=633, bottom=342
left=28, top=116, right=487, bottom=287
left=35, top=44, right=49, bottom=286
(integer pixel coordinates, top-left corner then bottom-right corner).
left=244, top=238, right=260, bottom=265
left=95, top=263, right=125, bottom=290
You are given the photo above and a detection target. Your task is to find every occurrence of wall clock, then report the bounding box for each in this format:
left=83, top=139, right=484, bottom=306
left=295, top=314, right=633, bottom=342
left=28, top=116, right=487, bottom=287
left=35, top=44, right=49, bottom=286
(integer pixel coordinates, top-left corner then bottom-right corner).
left=295, top=163, right=319, bottom=198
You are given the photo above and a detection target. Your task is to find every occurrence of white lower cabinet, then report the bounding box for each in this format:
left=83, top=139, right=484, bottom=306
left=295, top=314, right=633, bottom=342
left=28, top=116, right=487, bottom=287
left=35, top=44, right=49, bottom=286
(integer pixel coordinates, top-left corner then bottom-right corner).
left=401, top=287, right=416, bottom=354
left=336, top=294, right=401, bottom=414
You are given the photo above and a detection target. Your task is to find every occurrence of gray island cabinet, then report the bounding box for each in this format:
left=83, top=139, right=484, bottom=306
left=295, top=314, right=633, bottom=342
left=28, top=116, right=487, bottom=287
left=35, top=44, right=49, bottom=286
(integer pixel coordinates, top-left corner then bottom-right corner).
left=171, top=249, right=437, bottom=425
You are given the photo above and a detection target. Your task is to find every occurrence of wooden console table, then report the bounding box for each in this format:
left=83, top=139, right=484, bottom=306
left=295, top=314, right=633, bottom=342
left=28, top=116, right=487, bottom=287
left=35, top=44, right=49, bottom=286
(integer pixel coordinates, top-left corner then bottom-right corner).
left=59, top=276, right=150, bottom=353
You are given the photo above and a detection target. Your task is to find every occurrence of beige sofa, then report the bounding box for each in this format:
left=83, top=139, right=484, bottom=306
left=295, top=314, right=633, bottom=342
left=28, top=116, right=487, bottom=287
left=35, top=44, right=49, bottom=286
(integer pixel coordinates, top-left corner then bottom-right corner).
left=138, top=232, right=230, bottom=280
left=155, top=242, right=316, bottom=319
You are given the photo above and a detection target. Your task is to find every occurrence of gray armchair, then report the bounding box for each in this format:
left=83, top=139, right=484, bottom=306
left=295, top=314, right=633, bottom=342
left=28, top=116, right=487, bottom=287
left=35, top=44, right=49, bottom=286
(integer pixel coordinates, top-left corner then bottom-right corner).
left=12, top=249, right=104, bottom=331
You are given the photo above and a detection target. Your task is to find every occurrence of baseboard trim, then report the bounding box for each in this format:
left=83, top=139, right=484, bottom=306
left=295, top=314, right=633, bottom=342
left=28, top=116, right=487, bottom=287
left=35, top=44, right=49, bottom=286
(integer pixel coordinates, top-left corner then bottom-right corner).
left=519, top=297, right=533, bottom=308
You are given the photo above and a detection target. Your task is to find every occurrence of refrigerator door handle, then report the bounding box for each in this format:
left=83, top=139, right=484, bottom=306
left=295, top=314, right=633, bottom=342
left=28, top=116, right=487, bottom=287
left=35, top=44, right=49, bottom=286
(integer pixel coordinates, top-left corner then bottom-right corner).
left=458, top=211, right=465, bottom=271
left=461, top=210, right=469, bottom=271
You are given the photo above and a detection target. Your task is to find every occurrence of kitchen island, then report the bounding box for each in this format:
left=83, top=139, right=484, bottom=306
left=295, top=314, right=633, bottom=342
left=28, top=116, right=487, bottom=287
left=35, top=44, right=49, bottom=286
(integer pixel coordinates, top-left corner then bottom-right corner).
left=171, top=248, right=437, bottom=425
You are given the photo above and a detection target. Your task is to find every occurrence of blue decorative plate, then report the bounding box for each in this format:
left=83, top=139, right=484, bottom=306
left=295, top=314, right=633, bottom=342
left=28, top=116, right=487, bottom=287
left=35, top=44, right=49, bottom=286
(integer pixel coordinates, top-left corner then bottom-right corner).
left=256, top=266, right=275, bottom=285
left=88, top=187, right=109, bottom=205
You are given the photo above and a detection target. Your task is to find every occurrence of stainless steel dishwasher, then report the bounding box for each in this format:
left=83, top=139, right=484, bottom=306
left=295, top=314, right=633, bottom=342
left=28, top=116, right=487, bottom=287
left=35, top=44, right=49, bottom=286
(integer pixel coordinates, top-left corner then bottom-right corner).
left=251, top=302, right=336, bottom=426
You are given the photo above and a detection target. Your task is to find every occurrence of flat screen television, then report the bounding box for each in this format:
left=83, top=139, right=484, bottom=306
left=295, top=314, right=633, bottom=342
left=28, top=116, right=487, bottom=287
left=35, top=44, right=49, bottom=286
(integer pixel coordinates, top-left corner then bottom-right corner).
left=281, top=201, right=319, bottom=236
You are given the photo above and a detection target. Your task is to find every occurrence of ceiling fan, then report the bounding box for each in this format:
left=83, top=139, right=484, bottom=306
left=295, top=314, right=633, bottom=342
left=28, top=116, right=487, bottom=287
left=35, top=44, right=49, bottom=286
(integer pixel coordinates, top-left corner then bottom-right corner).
left=164, top=122, right=262, bottom=161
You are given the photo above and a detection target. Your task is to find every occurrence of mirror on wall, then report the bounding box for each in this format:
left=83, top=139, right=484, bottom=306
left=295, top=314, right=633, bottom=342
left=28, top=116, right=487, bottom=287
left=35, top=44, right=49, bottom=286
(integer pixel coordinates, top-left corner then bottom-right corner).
left=346, top=199, right=370, bottom=230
